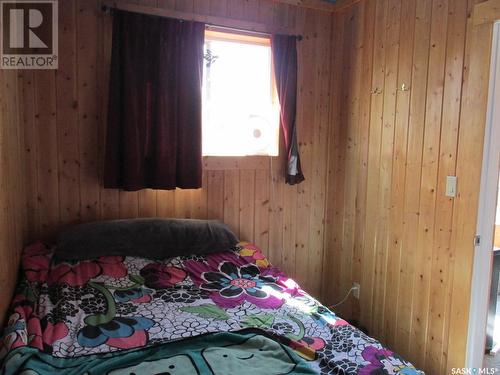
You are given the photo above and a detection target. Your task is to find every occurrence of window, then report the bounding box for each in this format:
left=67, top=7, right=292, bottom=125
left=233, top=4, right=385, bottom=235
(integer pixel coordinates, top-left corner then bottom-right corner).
left=202, top=29, right=280, bottom=157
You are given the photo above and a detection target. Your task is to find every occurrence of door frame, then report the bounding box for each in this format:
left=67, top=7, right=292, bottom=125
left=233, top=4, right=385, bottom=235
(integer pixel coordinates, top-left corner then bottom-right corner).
left=466, top=20, right=500, bottom=370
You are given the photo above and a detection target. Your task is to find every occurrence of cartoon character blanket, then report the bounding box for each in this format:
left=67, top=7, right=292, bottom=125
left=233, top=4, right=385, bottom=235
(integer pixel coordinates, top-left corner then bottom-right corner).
left=0, top=242, right=423, bottom=374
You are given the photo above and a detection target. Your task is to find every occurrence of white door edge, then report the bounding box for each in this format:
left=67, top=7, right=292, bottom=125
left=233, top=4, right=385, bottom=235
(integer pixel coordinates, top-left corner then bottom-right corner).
left=466, top=21, right=500, bottom=370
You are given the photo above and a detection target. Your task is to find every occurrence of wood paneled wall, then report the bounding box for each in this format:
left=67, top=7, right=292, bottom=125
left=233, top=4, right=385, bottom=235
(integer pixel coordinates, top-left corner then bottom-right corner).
left=16, top=0, right=333, bottom=298
left=0, top=70, right=27, bottom=321
left=322, top=0, right=490, bottom=373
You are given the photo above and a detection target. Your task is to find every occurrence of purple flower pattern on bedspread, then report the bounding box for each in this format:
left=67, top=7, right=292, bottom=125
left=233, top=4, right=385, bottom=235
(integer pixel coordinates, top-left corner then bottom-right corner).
left=185, top=251, right=298, bottom=309
left=0, top=241, right=423, bottom=375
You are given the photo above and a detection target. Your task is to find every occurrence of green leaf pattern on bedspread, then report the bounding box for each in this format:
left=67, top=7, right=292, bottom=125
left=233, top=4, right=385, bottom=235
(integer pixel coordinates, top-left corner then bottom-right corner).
left=240, top=313, right=275, bottom=329
left=180, top=304, right=229, bottom=321
left=0, top=241, right=424, bottom=375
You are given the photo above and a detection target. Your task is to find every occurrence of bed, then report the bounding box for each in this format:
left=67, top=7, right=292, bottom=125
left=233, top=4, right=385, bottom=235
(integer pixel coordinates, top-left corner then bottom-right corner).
left=0, top=219, right=422, bottom=374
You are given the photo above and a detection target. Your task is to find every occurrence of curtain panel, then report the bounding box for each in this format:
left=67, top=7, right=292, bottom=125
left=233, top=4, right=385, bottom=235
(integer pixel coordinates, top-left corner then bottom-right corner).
left=271, top=34, right=305, bottom=185
left=104, top=10, right=205, bottom=191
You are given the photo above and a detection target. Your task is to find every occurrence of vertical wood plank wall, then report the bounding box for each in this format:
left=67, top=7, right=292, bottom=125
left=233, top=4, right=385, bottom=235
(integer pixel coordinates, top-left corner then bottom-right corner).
left=16, top=0, right=333, bottom=298
left=0, top=70, right=27, bottom=321
left=322, top=0, right=489, bottom=373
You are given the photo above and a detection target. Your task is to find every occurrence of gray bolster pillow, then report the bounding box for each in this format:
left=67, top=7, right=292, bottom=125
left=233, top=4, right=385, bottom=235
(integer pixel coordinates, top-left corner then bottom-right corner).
left=55, top=218, right=239, bottom=260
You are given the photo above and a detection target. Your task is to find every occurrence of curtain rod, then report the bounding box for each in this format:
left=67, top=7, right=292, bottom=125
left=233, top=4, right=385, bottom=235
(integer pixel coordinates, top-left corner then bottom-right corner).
left=101, top=3, right=303, bottom=41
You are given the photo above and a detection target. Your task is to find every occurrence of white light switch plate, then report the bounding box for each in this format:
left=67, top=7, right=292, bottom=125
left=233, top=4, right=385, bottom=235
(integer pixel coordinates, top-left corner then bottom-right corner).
left=446, top=176, right=457, bottom=197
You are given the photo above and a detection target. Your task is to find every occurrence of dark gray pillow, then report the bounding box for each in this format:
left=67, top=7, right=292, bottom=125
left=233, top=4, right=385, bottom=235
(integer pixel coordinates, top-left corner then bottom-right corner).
left=55, top=218, right=239, bottom=260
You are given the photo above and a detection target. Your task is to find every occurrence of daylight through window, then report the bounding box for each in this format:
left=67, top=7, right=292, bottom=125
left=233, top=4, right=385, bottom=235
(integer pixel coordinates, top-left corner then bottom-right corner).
left=202, top=29, right=280, bottom=157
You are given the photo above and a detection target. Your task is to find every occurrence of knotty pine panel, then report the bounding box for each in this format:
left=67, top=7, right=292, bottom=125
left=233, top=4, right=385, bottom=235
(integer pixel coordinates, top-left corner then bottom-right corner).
left=0, top=69, right=27, bottom=322
left=322, top=0, right=491, bottom=373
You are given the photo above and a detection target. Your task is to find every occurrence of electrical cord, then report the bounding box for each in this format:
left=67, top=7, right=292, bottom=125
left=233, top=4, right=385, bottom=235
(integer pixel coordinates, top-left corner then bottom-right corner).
left=329, top=286, right=358, bottom=308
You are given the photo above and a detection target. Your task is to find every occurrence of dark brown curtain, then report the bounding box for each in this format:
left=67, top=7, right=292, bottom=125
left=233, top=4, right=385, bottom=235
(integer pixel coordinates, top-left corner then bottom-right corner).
left=104, top=10, right=205, bottom=191
left=271, top=34, right=304, bottom=185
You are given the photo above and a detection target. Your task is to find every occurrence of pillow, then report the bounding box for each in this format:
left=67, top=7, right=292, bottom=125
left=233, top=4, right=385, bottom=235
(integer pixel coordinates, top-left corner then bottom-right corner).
left=55, top=218, right=239, bottom=260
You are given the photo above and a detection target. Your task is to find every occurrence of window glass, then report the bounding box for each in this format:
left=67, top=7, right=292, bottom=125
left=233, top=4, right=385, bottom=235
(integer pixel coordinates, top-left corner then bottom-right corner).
left=202, top=30, right=280, bottom=156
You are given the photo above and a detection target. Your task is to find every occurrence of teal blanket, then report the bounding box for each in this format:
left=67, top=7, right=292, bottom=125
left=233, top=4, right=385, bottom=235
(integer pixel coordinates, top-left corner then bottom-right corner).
left=2, top=331, right=315, bottom=375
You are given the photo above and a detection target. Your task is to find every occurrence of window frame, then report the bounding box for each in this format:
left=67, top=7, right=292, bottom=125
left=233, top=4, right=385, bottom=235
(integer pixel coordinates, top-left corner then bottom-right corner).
left=202, top=27, right=281, bottom=170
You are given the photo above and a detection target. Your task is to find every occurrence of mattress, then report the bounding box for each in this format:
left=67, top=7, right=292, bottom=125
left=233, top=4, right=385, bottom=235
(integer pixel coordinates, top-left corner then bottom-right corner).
left=0, top=241, right=422, bottom=374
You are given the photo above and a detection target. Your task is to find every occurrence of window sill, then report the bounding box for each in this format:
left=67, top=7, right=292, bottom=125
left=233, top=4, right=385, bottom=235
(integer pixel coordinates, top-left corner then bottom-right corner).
left=203, top=156, right=277, bottom=170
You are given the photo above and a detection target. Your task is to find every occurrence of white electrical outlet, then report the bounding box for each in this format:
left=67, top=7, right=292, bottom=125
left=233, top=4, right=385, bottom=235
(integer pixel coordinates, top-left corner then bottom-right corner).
left=352, top=282, right=360, bottom=299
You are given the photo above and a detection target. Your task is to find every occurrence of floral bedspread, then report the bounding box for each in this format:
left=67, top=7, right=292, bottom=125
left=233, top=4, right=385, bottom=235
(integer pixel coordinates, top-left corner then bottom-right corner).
left=0, top=242, right=422, bottom=374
